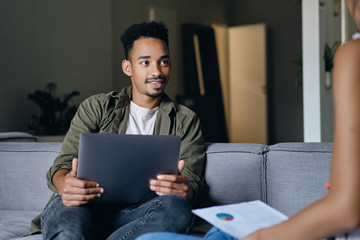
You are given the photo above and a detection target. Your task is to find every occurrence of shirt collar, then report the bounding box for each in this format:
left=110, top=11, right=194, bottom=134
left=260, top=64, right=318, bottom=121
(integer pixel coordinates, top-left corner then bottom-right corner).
left=110, top=86, right=178, bottom=115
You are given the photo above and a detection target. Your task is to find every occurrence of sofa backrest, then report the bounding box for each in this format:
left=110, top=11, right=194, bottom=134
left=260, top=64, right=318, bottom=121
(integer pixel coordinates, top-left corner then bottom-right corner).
left=196, top=143, right=266, bottom=207
left=198, top=142, right=332, bottom=217
left=266, top=142, right=332, bottom=216
left=0, top=132, right=38, bottom=142
left=0, top=141, right=332, bottom=218
left=0, top=142, right=61, bottom=211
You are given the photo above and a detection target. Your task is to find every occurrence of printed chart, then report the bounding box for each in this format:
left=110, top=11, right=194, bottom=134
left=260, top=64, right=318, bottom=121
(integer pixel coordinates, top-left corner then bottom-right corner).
left=192, top=200, right=288, bottom=239
left=216, top=213, right=234, bottom=221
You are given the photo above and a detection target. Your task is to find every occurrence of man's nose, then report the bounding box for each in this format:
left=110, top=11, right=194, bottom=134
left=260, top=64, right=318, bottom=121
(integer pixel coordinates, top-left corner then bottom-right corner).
left=151, top=63, right=161, bottom=76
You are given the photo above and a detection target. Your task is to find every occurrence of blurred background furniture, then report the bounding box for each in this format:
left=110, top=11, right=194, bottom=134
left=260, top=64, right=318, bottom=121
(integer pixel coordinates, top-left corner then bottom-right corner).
left=0, top=132, right=37, bottom=142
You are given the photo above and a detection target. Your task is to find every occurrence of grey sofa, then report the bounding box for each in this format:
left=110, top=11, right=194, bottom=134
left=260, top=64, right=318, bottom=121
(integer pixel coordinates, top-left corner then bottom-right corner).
left=0, top=141, right=333, bottom=240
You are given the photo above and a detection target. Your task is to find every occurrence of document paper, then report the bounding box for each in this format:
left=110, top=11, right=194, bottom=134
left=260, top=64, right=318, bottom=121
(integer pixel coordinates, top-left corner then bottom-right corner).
left=192, top=200, right=288, bottom=239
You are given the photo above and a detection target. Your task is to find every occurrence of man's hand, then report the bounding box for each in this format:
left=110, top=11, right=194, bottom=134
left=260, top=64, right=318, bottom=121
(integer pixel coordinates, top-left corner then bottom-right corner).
left=149, top=160, right=194, bottom=201
left=53, top=158, right=104, bottom=207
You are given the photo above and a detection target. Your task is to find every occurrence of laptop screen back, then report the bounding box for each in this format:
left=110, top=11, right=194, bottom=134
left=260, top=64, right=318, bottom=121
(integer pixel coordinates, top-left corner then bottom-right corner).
left=77, top=133, right=181, bottom=203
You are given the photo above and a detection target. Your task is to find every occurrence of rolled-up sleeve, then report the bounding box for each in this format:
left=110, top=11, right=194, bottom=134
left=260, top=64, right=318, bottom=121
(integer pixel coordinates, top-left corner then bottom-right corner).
left=46, top=95, right=104, bottom=192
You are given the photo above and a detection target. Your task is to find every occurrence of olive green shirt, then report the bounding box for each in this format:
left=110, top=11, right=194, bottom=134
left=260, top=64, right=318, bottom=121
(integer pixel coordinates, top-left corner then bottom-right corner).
left=30, top=86, right=205, bottom=234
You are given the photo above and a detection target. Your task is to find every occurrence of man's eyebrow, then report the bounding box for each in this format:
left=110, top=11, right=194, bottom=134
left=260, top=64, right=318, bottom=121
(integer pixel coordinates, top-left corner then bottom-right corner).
left=137, top=56, right=151, bottom=60
left=137, top=55, right=170, bottom=61
left=160, top=55, right=170, bottom=59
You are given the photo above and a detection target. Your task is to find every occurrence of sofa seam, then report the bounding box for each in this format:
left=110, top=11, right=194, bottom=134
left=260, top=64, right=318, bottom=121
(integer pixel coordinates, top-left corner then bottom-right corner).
left=206, top=151, right=264, bottom=155
left=267, top=149, right=332, bottom=154
left=261, top=146, right=269, bottom=204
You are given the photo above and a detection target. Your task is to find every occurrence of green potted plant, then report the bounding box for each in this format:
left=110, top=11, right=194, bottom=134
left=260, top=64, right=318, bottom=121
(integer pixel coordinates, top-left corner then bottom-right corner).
left=324, top=41, right=340, bottom=89
left=28, top=83, right=80, bottom=138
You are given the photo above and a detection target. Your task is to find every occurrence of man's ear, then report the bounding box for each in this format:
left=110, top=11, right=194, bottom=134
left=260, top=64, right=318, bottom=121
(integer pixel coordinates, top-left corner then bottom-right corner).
left=122, top=60, right=132, bottom=77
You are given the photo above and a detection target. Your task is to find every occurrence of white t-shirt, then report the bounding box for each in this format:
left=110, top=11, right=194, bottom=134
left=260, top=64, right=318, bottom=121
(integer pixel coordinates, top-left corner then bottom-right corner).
left=353, top=32, right=360, bottom=40
left=126, top=101, right=159, bottom=135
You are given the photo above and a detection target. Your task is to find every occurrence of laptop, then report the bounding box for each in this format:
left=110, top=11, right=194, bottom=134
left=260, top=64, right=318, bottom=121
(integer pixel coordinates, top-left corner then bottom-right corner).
left=77, top=133, right=181, bottom=204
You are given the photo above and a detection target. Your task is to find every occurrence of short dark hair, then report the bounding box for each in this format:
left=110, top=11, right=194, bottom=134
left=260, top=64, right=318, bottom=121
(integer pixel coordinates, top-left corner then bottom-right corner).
left=120, top=21, right=169, bottom=60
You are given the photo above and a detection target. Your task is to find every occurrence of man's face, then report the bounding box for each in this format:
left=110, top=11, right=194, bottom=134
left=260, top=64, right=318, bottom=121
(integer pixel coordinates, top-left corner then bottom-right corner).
left=122, top=37, right=171, bottom=101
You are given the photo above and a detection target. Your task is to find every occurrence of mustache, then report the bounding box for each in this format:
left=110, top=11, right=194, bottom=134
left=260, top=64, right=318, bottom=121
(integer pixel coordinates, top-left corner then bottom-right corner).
left=145, top=76, right=167, bottom=83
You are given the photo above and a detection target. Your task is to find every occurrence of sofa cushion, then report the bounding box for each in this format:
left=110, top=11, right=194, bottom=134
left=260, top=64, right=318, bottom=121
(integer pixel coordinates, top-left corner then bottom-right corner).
left=197, top=143, right=266, bottom=207
left=0, top=210, right=41, bottom=239
left=0, top=142, right=61, bottom=211
left=265, top=142, right=332, bottom=216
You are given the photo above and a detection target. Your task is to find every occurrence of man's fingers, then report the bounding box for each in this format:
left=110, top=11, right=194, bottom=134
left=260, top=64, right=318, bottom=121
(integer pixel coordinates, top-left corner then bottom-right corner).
left=64, top=173, right=100, bottom=188
left=68, top=179, right=100, bottom=189
left=63, top=174, right=103, bottom=195
left=178, top=159, right=185, bottom=174
left=63, top=193, right=101, bottom=201
left=149, top=179, right=189, bottom=192
left=149, top=175, right=192, bottom=200
left=59, top=160, right=103, bottom=206
left=62, top=193, right=101, bottom=206
left=61, top=183, right=103, bottom=206
left=71, top=158, right=78, bottom=177
left=151, top=186, right=186, bottom=197
left=156, top=174, right=188, bottom=183
left=63, top=185, right=103, bottom=195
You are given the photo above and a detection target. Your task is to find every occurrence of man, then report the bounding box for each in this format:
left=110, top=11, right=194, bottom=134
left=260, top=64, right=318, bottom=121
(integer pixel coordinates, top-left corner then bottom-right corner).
left=32, top=21, right=206, bottom=240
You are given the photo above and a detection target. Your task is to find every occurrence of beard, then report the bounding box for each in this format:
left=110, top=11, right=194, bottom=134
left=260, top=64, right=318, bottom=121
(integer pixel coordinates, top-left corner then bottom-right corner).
left=145, top=76, right=167, bottom=98
left=146, top=91, right=164, bottom=98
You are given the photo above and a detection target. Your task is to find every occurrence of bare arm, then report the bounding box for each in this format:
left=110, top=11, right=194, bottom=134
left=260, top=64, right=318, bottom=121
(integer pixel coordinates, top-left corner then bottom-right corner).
left=242, top=39, right=360, bottom=240
left=53, top=158, right=104, bottom=206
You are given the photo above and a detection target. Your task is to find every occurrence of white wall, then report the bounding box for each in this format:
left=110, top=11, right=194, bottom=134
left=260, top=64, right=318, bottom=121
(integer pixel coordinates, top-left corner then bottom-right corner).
left=0, top=0, right=113, bottom=132
left=302, top=0, right=353, bottom=142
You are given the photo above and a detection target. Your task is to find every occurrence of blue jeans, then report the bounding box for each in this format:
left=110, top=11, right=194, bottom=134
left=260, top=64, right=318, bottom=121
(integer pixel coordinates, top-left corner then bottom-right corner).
left=135, top=227, right=237, bottom=240
left=41, top=194, right=193, bottom=240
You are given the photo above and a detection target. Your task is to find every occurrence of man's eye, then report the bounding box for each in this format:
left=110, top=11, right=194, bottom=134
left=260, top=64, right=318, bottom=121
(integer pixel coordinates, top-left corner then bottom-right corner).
left=161, top=60, right=169, bottom=65
left=140, top=61, right=149, bottom=65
